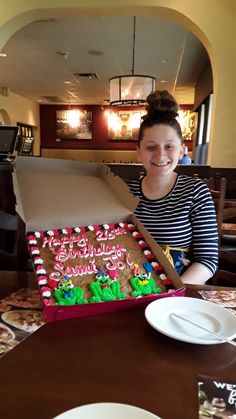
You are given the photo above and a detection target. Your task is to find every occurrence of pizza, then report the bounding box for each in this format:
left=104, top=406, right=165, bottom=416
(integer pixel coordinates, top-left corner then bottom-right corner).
left=2, top=310, right=44, bottom=333
left=0, top=341, right=16, bottom=356
left=0, top=303, right=11, bottom=313
left=199, top=290, right=236, bottom=307
left=1, top=288, right=42, bottom=309
left=0, top=322, right=15, bottom=343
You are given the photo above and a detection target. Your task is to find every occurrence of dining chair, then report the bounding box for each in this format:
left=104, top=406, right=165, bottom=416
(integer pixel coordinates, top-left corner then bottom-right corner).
left=0, top=211, right=29, bottom=271
left=215, top=177, right=236, bottom=199
left=210, top=250, right=236, bottom=286
left=192, top=175, right=226, bottom=238
left=208, top=177, right=227, bottom=239
left=211, top=268, right=236, bottom=286
left=221, top=182, right=236, bottom=250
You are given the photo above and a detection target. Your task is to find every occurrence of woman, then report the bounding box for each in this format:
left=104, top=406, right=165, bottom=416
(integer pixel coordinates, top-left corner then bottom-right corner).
left=128, top=90, right=218, bottom=284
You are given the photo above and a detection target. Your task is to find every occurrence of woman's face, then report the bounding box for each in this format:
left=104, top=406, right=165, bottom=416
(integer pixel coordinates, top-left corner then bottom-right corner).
left=137, top=124, right=184, bottom=177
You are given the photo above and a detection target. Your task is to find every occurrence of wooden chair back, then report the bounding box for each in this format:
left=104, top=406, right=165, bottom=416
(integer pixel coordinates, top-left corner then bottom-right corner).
left=211, top=268, right=236, bottom=286
left=210, top=250, right=236, bottom=286
left=0, top=211, right=29, bottom=271
left=192, top=175, right=227, bottom=238
left=208, top=177, right=227, bottom=239
left=215, top=176, right=236, bottom=199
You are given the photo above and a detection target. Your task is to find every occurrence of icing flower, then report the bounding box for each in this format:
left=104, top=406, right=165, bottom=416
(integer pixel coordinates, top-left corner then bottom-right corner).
left=132, top=231, right=142, bottom=239
left=138, top=240, right=147, bottom=249
left=37, top=276, right=48, bottom=286
left=143, top=250, right=155, bottom=259
left=151, top=261, right=163, bottom=272
left=151, top=261, right=159, bottom=268
left=132, top=264, right=141, bottom=275
left=34, top=231, right=43, bottom=238
left=62, top=228, right=70, bottom=234
left=103, top=224, right=109, bottom=230
left=162, top=278, right=173, bottom=286
left=159, top=273, right=167, bottom=280
left=43, top=299, right=53, bottom=306
left=28, top=238, right=37, bottom=245
left=47, top=230, right=54, bottom=236
left=27, top=234, right=37, bottom=243
left=36, top=265, right=46, bottom=275
left=108, top=269, right=118, bottom=279
left=74, top=227, right=81, bottom=233
left=41, top=287, right=51, bottom=298
left=48, top=279, right=58, bottom=289
left=30, top=246, right=40, bottom=255
left=118, top=222, right=125, bottom=228
left=61, top=228, right=72, bottom=234
left=34, top=256, right=43, bottom=265
left=87, top=225, right=94, bottom=231
left=127, top=223, right=135, bottom=231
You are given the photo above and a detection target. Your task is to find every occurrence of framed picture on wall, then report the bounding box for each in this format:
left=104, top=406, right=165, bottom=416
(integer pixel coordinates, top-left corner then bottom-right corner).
left=107, top=109, right=146, bottom=140
left=178, top=110, right=197, bottom=145
left=56, top=110, right=92, bottom=140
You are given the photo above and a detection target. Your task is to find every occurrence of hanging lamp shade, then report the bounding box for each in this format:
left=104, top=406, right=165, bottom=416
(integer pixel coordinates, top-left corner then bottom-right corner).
left=109, top=17, right=156, bottom=106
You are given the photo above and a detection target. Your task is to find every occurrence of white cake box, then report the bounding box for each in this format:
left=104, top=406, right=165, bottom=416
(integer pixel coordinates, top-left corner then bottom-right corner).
left=13, top=156, right=185, bottom=322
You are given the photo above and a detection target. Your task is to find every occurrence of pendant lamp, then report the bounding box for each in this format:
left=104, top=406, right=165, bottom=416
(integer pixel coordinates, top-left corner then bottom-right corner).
left=109, top=17, right=156, bottom=106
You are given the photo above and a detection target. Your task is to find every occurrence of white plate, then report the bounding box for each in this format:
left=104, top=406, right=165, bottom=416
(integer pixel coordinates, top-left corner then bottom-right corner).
left=145, top=297, right=236, bottom=345
left=53, top=403, right=161, bottom=419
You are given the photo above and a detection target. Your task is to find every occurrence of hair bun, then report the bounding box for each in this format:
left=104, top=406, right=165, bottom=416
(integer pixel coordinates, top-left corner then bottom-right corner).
left=146, top=90, right=179, bottom=118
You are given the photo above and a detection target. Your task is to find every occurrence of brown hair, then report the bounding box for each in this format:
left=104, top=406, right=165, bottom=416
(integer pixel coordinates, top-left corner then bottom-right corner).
left=138, top=90, right=183, bottom=145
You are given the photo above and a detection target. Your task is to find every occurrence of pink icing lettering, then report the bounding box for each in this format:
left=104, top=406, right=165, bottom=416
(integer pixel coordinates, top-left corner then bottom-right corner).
left=49, top=262, right=65, bottom=280
left=49, top=259, right=97, bottom=280
left=105, top=258, right=126, bottom=271
left=95, top=230, right=105, bottom=241
left=115, top=260, right=126, bottom=270
left=126, top=252, right=134, bottom=268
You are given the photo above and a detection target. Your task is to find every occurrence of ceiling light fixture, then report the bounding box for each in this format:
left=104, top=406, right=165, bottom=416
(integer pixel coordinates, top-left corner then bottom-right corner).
left=109, top=17, right=156, bottom=106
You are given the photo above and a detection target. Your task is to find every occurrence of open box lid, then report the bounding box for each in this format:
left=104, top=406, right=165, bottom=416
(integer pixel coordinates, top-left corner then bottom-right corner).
left=13, top=157, right=139, bottom=232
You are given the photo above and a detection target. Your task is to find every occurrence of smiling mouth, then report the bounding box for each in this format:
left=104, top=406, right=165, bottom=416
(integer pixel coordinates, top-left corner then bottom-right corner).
left=151, top=162, right=169, bottom=167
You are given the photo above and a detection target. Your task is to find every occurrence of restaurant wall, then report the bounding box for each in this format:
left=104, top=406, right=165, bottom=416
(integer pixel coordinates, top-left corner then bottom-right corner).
left=194, top=64, right=213, bottom=111
left=40, top=103, right=193, bottom=162
left=0, top=1, right=235, bottom=167
left=0, top=90, right=40, bottom=155
left=40, top=105, right=138, bottom=152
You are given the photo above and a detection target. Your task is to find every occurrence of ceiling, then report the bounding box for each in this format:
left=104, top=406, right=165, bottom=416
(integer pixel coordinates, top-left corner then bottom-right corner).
left=0, top=15, right=210, bottom=105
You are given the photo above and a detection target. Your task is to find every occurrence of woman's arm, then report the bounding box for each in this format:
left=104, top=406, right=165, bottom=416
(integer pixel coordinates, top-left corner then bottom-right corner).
left=180, top=262, right=212, bottom=285
left=188, top=180, right=219, bottom=283
left=186, top=181, right=219, bottom=284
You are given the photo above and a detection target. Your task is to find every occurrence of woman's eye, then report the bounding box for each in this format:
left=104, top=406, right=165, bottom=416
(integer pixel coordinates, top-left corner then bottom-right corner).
left=146, top=146, right=156, bottom=151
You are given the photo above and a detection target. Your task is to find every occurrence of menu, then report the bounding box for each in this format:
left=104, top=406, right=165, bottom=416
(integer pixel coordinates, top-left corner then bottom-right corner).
left=198, top=290, right=236, bottom=317
left=0, top=288, right=44, bottom=358
left=198, top=375, right=236, bottom=418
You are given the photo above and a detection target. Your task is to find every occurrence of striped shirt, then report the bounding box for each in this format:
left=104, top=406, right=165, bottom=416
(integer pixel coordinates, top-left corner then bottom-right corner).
left=128, top=175, right=218, bottom=275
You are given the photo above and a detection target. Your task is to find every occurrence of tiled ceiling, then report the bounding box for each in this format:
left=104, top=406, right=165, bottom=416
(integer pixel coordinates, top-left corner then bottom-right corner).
left=0, top=15, right=210, bottom=105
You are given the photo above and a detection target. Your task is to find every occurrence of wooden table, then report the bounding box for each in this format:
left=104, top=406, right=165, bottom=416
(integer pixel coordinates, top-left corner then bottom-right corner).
left=0, top=271, right=236, bottom=419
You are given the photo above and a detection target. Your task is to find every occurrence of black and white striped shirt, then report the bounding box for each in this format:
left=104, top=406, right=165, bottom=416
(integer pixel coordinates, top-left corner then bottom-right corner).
left=128, top=175, right=218, bottom=275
